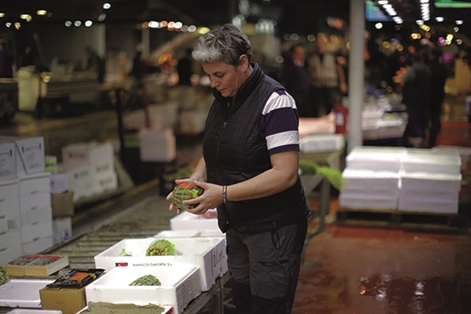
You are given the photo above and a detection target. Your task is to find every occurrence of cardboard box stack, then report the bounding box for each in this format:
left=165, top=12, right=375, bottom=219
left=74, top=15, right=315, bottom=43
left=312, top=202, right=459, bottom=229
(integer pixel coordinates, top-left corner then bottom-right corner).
left=61, top=142, right=117, bottom=203
left=339, top=146, right=462, bottom=214
left=0, top=136, right=53, bottom=264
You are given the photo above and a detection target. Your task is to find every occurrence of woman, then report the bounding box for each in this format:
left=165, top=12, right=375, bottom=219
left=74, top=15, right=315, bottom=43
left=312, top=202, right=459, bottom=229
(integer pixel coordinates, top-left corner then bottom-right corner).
left=167, top=24, right=310, bottom=314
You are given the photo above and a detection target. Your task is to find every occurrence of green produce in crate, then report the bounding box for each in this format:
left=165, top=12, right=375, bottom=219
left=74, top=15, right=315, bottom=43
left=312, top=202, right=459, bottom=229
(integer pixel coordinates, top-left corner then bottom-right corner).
left=129, top=274, right=162, bottom=286
left=0, top=266, right=9, bottom=285
left=171, top=182, right=204, bottom=211
left=146, top=239, right=177, bottom=256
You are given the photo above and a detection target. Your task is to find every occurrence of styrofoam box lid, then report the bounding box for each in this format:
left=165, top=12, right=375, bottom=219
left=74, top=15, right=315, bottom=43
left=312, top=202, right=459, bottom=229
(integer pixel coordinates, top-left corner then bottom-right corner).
left=402, top=149, right=461, bottom=165
left=170, top=211, right=219, bottom=231
left=7, top=310, right=62, bottom=314
left=85, top=265, right=201, bottom=313
left=0, top=279, right=54, bottom=308
left=155, top=229, right=224, bottom=238
left=400, top=171, right=462, bottom=191
left=342, top=168, right=400, bottom=179
left=346, top=146, right=405, bottom=162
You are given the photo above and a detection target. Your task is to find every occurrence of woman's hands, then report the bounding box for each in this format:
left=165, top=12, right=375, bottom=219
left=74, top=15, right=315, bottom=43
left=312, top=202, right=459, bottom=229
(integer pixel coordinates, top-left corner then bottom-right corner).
left=166, top=179, right=223, bottom=215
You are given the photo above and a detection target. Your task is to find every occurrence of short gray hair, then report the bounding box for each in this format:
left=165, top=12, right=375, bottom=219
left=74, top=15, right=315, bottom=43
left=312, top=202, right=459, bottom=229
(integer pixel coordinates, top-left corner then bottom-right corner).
left=192, top=24, right=252, bottom=66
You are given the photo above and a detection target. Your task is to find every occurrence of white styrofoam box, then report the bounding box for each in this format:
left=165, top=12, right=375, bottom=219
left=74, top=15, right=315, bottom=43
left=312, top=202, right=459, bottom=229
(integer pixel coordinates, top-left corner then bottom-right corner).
left=0, top=198, right=20, bottom=231
left=0, top=229, right=22, bottom=251
left=52, top=216, right=72, bottom=245
left=22, top=236, right=53, bottom=254
left=0, top=218, right=8, bottom=234
left=432, top=145, right=471, bottom=171
left=21, top=220, right=53, bottom=244
left=7, top=310, right=62, bottom=314
left=85, top=265, right=202, bottom=314
left=341, top=168, right=400, bottom=190
left=139, top=128, right=176, bottom=162
left=178, top=110, right=208, bottom=135
left=0, top=178, right=19, bottom=201
left=20, top=193, right=51, bottom=213
left=77, top=305, right=172, bottom=314
left=346, top=146, right=406, bottom=172
left=19, top=173, right=51, bottom=196
left=398, top=197, right=459, bottom=213
left=50, top=172, right=69, bottom=194
left=65, top=164, right=94, bottom=202
left=0, top=141, right=17, bottom=181
left=400, top=171, right=462, bottom=192
left=0, top=136, right=45, bottom=176
left=20, top=205, right=52, bottom=226
left=0, top=229, right=22, bottom=264
left=401, top=149, right=461, bottom=175
left=300, top=134, right=345, bottom=153
left=0, top=245, right=23, bottom=265
left=170, top=210, right=220, bottom=232
left=155, top=229, right=224, bottom=238
left=92, top=171, right=118, bottom=195
left=94, top=237, right=228, bottom=291
left=62, top=142, right=114, bottom=169
left=123, top=102, right=179, bottom=131
left=399, top=187, right=459, bottom=201
left=0, top=279, right=54, bottom=308
left=339, top=193, right=397, bottom=210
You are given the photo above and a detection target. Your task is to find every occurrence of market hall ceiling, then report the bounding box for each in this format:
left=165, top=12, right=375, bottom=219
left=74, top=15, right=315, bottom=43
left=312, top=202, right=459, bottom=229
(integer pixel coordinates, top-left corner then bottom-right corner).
left=0, top=0, right=469, bottom=31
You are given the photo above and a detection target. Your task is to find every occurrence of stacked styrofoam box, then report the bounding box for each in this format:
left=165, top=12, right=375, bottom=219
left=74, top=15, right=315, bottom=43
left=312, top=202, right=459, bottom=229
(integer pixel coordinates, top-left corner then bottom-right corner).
left=0, top=141, right=17, bottom=181
left=340, top=146, right=405, bottom=209
left=398, top=149, right=461, bottom=213
left=19, top=173, right=53, bottom=254
left=85, top=265, right=202, bottom=314
left=339, top=169, right=400, bottom=209
left=62, top=142, right=117, bottom=202
left=432, top=145, right=471, bottom=171
left=300, top=134, right=345, bottom=153
left=170, top=210, right=221, bottom=235
left=139, top=128, right=176, bottom=162
left=0, top=179, right=22, bottom=264
left=155, top=229, right=224, bottom=238
left=178, top=110, right=208, bottom=135
left=0, top=136, right=45, bottom=177
left=94, top=237, right=228, bottom=291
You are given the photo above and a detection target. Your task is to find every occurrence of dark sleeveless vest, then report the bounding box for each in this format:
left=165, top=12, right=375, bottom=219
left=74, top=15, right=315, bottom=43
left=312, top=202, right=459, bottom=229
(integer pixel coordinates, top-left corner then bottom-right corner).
left=203, top=63, right=310, bottom=233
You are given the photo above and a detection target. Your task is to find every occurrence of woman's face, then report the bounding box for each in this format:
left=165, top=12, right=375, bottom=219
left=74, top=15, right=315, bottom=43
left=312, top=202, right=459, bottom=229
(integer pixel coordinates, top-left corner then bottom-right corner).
left=202, top=59, right=246, bottom=98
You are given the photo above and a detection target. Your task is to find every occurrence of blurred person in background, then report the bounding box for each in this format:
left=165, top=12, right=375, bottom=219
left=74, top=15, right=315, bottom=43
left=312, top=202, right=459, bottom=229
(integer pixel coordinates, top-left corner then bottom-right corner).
left=427, top=47, right=448, bottom=148
left=306, top=34, right=347, bottom=117
left=0, top=40, right=13, bottom=78
left=167, top=23, right=310, bottom=314
left=399, top=53, right=432, bottom=148
left=177, top=48, right=194, bottom=86
left=282, top=44, right=309, bottom=117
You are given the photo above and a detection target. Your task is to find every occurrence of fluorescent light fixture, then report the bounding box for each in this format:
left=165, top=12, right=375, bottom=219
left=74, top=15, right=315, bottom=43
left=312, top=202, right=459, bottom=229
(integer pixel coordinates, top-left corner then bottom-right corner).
left=378, top=0, right=388, bottom=4
left=456, top=20, right=464, bottom=25
left=85, top=20, right=93, bottom=27
left=103, top=3, right=111, bottom=9
left=436, top=17, right=444, bottom=22
left=65, top=21, right=72, bottom=27
left=36, top=10, right=47, bottom=16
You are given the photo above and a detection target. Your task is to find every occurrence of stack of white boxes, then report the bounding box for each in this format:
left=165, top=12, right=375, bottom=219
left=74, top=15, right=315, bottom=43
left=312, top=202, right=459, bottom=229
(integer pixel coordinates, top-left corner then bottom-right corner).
left=61, top=142, right=117, bottom=203
left=0, top=136, right=53, bottom=263
left=398, top=149, right=461, bottom=213
left=340, top=146, right=462, bottom=214
left=340, top=146, right=405, bottom=209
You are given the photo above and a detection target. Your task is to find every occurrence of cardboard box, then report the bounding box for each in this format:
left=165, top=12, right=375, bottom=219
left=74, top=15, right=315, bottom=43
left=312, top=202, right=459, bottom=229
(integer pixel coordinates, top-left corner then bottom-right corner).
left=85, top=265, right=201, bottom=314
left=40, top=286, right=87, bottom=314
left=3, top=255, right=69, bottom=277
left=50, top=172, right=69, bottom=194
left=23, top=236, right=53, bottom=254
left=19, top=173, right=51, bottom=196
left=51, top=192, right=74, bottom=217
left=0, top=141, right=17, bottom=181
left=94, top=237, right=227, bottom=291
left=0, top=136, right=45, bottom=176
left=0, top=178, right=19, bottom=201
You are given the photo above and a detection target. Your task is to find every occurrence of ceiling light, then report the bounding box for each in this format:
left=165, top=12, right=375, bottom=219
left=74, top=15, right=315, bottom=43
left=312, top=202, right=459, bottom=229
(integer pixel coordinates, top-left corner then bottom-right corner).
left=456, top=20, right=463, bottom=25
left=188, top=25, right=197, bottom=32
left=0, top=13, right=4, bottom=18
left=416, top=20, right=424, bottom=25
left=375, top=23, right=383, bottom=29
left=148, top=21, right=159, bottom=28
left=103, top=3, right=111, bottom=10
left=436, top=17, right=444, bottom=22
left=453, top=27, right=459, bottom=32
left=65, top=21, right=72, bottom=27
left=85, top=20, right=93, bottom=27
left=20, top=14, right=32, bottom=22
left=36, top=10, right=47, bottom=16
left=14, top=22, right=21, bottom=30
left=74, top=20, right=81, bottom=27
left=98, top=14, right=106, bottom=22
left=5, top=22, right=11, bottom=27
left=378, top=0, right=388, bottom=4
left=174, top=22, right=183, bottom=29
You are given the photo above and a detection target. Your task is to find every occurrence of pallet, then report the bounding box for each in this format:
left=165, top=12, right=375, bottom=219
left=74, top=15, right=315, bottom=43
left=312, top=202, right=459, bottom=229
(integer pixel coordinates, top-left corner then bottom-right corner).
left=336, top=207, right=459, bottom=232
